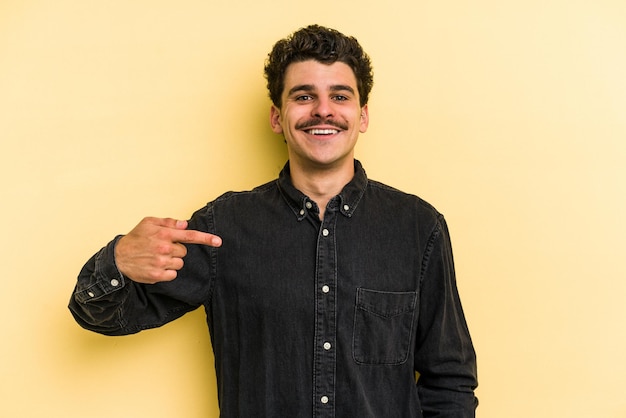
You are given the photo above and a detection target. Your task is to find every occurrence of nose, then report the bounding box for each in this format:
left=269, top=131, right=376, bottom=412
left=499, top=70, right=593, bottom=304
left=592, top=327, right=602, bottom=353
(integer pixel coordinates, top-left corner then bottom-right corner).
left=312, top=96, right=333, bottom=119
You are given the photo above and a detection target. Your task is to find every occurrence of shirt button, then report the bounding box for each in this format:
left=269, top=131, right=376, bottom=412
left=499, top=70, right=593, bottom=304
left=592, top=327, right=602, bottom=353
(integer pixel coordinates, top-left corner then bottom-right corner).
left=110, top=279, right=120, bottom=287
left=321, top=396, right=329, bottom=404
left=299, top=209, right=305, bottom=216
left=343, top=204, right=350, bottom=211
left=323, top=342, right=332, bottom=350
left=306, top=201, right=313, bottom=209
left=88, top=291, right=95, bottom=298
left=322, top=228, right=329, bottom=236
left=322, top=285, right=330, bottom=293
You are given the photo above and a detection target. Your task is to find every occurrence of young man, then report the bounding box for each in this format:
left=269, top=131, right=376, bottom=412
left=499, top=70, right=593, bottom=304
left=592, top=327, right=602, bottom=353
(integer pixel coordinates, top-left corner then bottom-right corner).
left=69, top=25, right=478, bottom=417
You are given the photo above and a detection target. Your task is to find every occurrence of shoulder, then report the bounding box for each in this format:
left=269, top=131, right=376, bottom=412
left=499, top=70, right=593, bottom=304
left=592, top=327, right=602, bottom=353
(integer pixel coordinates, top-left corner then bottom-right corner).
left=361, top=179, right=451, bottom=251
left=366, top=179, right=443, bottom=221
left=211, top=179, right=278, bottom=203
left=187, top=180, right=279, bottom=226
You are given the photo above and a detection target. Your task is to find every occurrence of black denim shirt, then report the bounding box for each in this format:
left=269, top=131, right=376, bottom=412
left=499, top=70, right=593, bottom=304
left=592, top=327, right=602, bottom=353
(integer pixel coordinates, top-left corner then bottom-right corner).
left=70, top=160, right=478, bottom=417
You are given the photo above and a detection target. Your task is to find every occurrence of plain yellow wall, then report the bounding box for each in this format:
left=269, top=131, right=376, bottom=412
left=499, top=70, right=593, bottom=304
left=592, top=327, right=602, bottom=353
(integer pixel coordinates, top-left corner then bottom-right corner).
left=2, top=1, right=625, bottom=417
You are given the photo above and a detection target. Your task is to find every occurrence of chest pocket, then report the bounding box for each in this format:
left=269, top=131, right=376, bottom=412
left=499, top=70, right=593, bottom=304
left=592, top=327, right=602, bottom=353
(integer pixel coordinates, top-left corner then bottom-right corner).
left=352, top=288, right=417, bottom=365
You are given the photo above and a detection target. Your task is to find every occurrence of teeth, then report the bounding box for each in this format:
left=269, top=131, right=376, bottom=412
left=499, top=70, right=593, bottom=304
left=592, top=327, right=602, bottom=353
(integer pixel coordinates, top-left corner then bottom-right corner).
left=307, top=129, right=339, bottom=135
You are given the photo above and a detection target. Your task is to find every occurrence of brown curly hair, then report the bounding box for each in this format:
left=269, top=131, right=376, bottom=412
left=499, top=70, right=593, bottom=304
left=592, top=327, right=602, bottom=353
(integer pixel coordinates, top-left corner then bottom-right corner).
left=264, top=25, right=374, bottom=108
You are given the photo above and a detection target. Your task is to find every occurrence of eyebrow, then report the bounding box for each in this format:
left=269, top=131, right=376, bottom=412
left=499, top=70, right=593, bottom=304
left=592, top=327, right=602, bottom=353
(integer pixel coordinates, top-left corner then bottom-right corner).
left=287, top=84, right=356, bottom=96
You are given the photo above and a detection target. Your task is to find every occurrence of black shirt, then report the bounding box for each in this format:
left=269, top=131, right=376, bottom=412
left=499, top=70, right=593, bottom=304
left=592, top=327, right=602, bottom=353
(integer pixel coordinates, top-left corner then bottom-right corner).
left=69, top=160, right=478, bottom=417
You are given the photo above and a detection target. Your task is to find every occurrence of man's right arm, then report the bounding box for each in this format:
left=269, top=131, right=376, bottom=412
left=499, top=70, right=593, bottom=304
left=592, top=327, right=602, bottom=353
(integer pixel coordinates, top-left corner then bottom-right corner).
left=68, top=217, right=222, bottom=336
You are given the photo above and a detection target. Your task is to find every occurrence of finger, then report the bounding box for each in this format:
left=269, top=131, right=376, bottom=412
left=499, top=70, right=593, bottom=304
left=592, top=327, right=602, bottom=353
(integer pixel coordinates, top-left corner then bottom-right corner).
left=146, top=255, right=184, bottom=281
left=169, top=242, right=188, bottom=258
left=167, top=256, right=185, bottom=271
left=150, top=268, right=178, bottom=283
left=171, top=229, right=223, bottom=247
left=143, top=217, right=187, bottom=229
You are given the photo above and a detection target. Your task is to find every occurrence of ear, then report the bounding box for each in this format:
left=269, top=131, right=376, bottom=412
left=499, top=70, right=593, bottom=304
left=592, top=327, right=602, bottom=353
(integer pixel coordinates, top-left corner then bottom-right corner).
left=359, top=104, right=369, bottom=133
left=270, top=105, right=283, bottom=134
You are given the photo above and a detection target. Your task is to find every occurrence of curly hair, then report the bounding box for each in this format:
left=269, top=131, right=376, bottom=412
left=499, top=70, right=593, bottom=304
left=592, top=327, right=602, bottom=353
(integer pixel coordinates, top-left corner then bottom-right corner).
left=264, top=25, right=374, bottom=108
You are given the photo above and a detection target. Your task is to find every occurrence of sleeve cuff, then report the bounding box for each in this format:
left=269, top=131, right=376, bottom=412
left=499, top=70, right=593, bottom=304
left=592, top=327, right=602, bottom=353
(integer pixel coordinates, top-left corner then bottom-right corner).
left=73, top=235, right=127, bottom=303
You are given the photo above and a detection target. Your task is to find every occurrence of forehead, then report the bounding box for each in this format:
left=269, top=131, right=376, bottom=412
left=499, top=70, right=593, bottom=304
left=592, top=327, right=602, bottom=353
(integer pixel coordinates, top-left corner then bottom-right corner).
left=282, top=60, right=358, bottom=92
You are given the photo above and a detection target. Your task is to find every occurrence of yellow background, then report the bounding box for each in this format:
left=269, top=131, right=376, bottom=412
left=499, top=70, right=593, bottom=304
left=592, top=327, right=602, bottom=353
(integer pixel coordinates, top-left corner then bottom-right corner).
left=1, top=1, right=625, bottom=417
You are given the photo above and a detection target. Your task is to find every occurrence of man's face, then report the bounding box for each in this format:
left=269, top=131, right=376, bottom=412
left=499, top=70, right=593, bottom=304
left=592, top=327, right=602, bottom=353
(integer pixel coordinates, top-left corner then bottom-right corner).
left=270, top=60, right=369, bottom=172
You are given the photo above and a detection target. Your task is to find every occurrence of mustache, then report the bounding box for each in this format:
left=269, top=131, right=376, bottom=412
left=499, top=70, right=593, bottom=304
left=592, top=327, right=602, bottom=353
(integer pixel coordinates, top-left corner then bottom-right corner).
left=295, top=118, right=348, bottom=131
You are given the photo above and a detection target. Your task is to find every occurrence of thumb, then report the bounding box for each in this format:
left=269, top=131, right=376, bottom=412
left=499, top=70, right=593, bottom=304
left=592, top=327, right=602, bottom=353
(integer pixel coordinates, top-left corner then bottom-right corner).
left=174, top=219, right=188, bottom=230
left=143, top=217, right=188, bottom=229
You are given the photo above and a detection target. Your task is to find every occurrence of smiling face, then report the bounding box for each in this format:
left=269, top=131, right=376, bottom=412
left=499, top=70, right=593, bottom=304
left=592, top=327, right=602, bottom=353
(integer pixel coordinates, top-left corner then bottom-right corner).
left=270, top=60, right=369, bottom=173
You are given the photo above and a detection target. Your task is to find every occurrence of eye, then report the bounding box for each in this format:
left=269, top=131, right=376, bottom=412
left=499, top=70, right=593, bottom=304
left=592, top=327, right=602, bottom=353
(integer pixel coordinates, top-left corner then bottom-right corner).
left=295, top=95, right=313, bottom=101
left=333, top=95, right=349, bottom=102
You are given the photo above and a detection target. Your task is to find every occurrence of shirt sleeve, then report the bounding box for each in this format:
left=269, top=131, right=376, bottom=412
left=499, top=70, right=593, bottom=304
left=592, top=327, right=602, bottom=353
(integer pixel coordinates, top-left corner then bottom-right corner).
left=68, top=235, right=136, bottom=335
left=68, top=206, right=216, bottom=336
left=414, top=215, right=479, bottom=417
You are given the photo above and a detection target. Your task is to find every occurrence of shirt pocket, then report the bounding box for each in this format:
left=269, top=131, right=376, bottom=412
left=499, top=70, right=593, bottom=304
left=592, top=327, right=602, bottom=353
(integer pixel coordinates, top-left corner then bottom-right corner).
left=352, top=288, right=417, bottom=365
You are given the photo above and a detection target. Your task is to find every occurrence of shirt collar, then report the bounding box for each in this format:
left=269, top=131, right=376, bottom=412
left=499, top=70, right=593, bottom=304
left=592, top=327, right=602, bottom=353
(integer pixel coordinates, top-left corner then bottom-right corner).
left=277, top=159, right=368, bottom=221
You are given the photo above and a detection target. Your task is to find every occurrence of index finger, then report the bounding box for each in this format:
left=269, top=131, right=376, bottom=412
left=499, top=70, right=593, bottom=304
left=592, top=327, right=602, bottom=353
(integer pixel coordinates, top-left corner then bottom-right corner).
left=172, top=228, right=222, bottom=247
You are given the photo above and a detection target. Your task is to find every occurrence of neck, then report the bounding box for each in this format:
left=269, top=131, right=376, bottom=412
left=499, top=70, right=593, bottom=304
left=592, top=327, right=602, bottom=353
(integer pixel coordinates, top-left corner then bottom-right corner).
left=289, top=159, right=355, bottom=219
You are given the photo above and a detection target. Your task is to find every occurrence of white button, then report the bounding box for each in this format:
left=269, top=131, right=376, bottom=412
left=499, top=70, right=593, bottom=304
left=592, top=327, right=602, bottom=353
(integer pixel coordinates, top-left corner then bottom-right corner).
left=88, top=292, right=95, bottom=298
left=343, top=205, right=350, bottom=211
left=321, top=396, right=329, bottom=404
left=306, top=202, right=313, bottom=209
left=110, top=279, right=120, bottom=287
left=322, top=285, right=330, bottom=293
left=323, top=342, right=332, bottom=350
left=322, top=229, right=329, bottom=236
left=299, top=209, right=305, bottom=215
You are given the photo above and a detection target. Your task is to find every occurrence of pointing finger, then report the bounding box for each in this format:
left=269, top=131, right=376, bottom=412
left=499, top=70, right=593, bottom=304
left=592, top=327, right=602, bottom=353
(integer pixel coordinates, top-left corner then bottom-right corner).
left=172, top=228, right=223, bottom=247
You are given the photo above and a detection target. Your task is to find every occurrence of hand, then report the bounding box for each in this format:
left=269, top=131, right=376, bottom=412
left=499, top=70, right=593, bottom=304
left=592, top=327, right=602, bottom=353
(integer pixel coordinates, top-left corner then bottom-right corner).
left=114, top=217, right=222, bottom=284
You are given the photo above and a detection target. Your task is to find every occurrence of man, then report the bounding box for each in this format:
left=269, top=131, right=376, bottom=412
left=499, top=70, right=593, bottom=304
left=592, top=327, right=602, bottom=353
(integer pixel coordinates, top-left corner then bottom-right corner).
left=69, top=25, right=478, bottom=417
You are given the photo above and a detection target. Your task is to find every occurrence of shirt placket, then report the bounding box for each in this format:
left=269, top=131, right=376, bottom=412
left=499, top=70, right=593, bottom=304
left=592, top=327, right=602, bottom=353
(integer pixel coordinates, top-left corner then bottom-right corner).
left=312, top=199, right=338, bottom=417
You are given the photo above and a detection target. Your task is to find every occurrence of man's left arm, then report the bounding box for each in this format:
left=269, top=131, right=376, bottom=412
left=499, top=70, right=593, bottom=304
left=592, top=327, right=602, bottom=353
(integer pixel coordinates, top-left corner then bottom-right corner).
left=414, top=215, right=478, bottom=417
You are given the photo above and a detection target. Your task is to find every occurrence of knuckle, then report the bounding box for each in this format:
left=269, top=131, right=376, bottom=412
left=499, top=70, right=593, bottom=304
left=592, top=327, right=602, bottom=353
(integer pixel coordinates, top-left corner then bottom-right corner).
left=182, top=230, right=195, bottom=242
left=155, top=228, right=171, bottom=240
left=191, top=230, right=208, bottom=243
left=149, top=269, right=176, bottom=283
left=153, top=256, right=169, bottom=269
left=155, top=242, right=172, bottom=255
left=146, top=270, right=162, bottom=283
